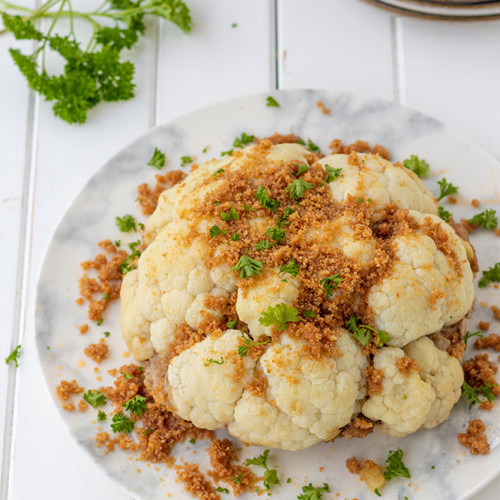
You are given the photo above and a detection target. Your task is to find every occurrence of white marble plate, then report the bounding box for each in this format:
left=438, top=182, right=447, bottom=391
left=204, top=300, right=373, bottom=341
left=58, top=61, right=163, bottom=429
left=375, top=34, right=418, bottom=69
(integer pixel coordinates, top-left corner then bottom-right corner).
left=36, top=90, right=500, bottom=500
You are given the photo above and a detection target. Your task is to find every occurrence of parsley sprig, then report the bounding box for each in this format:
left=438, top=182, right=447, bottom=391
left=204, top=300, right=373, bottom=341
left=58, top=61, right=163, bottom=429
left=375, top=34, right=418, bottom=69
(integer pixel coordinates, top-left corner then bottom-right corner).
left=319, top=274, right=342, bottom=297
left=462, top=381, right=496, bottom=406
left=438, top=206, right=451, bottom=222
left=148, top=147, right=166, bottom=169
left=238, top=332, right=270, bottom=358
left=232, top=255, right=263, bottom=278
left=278, top=258, right=299, bottom=277
left=83, top=390, right=107, bottom=408
left=115, top=214, right=138, bottom=232
left=233, top=132, right=255, bottom=148
left=123, top=394, right=147, bottom=415
left=345, top=317, right=390, bottom=347
left=203, top=356, right=224, bottom=367
left=297, top=482, right=330, bottom=500
left=111, top=411, right=135, bottom=434
left=437, top=178, right=459, bottom=201
left=5, top=344, right=21, bottom=367
left=1, top=1, right=192, bottom=124
left=468, top=209, right=498, bottom=230
left=245, top=449, right=280, bottom=491
left=285, top=178, right=314, bottom=199
left=383, top=448, right=411, bottom=481
left=478, top=262, right=500, bottom=288
left=255, top=185, right=280, bottom=211
left=259, top=303, right=300, bottom=331
left=265, top=96, right=280, bottom=107
left=120, top=240, right=141, bottom=274
left=403, top=155, right=430, bottom=178
left=464, top=331, right=484, bottom=347
left=324, top=164, right=342, bottom=183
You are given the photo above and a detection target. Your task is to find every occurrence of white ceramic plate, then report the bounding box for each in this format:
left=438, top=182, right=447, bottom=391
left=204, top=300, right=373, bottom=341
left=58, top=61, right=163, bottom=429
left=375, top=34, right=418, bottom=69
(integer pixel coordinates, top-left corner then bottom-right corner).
left=36, top=90, right=500, bottom=500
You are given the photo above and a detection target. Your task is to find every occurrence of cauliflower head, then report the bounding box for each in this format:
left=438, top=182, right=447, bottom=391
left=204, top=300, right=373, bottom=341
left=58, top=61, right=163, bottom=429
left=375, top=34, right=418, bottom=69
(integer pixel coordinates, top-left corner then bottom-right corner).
left=120, top=137, right=475, bottom=450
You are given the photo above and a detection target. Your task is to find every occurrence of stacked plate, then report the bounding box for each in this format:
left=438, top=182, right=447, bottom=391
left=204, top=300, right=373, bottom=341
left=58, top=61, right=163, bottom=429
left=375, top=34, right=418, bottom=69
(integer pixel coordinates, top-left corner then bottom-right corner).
left=367, top=0, right=500, bottom=18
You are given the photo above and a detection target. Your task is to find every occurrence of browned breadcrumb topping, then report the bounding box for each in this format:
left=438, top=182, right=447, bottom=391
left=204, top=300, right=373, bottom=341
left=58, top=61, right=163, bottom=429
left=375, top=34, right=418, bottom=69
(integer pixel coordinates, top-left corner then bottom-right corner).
left=137, top=170, right=187, bottom=216
left=316, top=100, right=330, bottom=115
left=79, top=239, right=127, bottom=321
left=56, top=380, right=84, bottom=402
left=339, top=416, right=374, bottom=440
left=208, top=439, right=258, bottom=495
left=396, top=356, right=420, bottom=377
left=457, top=419, right=490, bottom=455
left=492, top=306, right=500, bottom=321
left=84, top=338, right=109, bottom=364
left=176, top=463, right=219, bottom=500
left=449, top=196, right=457, bottom=205
left=328, top=138, right=390, bottom=160
left=471, top=198, right=480, bottom=208
left=478, top=321, right=490, bottom=332
left=78, top=323, right=88, bottom=334
left=245, top=370, right=268, bottom=398
left=463, top=353, right=500, bottom=399
left=346, top=456, right=362, bottom=474
left=475, top=334, right=500, bottom=352
left=365, top=366, right=384, bottom=396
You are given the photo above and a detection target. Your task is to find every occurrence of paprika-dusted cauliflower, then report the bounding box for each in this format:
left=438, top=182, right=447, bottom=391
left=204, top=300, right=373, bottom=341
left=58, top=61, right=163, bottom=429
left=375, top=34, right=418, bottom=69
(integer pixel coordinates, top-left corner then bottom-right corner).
left=121, top=136, right=475, bottom=451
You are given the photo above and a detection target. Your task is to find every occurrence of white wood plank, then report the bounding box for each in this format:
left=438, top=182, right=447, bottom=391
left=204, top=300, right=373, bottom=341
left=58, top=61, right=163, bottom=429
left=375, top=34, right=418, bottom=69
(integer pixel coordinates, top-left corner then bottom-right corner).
left=397, top=17, right=500, bottom=159
left=6, top=7, right=158, bottom=500
left=156, top=0, right=274, bottom=124
left=277, top=0, right=396, bottom=100
left=0, top=0, right=36, bottom=491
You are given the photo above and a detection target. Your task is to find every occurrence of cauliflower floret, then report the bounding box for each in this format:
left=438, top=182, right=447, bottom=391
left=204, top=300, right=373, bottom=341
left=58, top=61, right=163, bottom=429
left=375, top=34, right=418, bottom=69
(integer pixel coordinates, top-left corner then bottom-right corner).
left=167, top=330, right=255, bottom=429
left=261, top=331, right=367, bottom=441
left=362, top=337, right=463, bottom=437
left=319, top=153, right=438, bottom=214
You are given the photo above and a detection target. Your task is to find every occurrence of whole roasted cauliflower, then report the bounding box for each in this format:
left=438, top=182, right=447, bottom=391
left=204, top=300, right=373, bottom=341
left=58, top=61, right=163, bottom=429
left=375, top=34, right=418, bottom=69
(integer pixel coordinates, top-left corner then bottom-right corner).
left=120, top=137, right=474, bottom=451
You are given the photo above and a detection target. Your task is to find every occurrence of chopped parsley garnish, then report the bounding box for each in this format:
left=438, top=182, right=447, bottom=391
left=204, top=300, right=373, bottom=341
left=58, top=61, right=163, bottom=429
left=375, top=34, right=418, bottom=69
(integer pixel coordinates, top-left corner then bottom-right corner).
left=265, top=226, right=286, bottom=243
left=255, top=185, right=280, bottom=211
left=302, top=310, right=317, bottom=318
left=295, top=163, right=309, bottom=176
left=180, top=155, right=193, bottom=167
left=97, top=410, right=107, bottom=421
left=231, top=23, right=237, bottom=28
left=83, top=390, right=107, bottom=408
left=121, top=372, right=132, bottom=380
left=278, top=258, right=299, bottom=277
left=245, top=449, right=280, bottom=491
left=324, top=164, right=342, bottom=182
left=462, top=381, right=496, bottom=405
left=213, top=168, right=225, bottom=177
left=438, top=206, right=451, bottom=222
left=255, top=240, right=273, bottom=251
left=142, top=428, right=153, bottom=436
left=123, top=395, right=147, bottom=415
left=464, top=331, right=484, bottom=347
left=403, top=155, right=430, bottom=178
left=437, top=178, right=459, bottom=201
left=320, top=274, right=343, bottom=297
left=297, top=482, right=330, bottom=500
left=244, top=204, right=256, bottom=211
left=220, top=206, right=240, bottom=221
left=114, top=240, right=121, bottom=247
left=120, top=240, right=141, bottom=275
left=478, top=262, right=500, bottom=288
left=374, top=488, right=382, bottom=497
left=213, top=201, right=221, bottom=205
left=238, top=332, right=271, bottom=358
left=203, top=357, right=224, bottom=367
left=468, top=209, right=498, bottom=229
left=103, top=293, right=109, bottom=300
left=259, top=303, right=300, bottom=331
left=216, top=486, right=229, bottom=494
left=233, top=474, right=243, bottom=485
left=209, top=225, right=227, bottom=238
left=97, top=318, right=103, bottom=326
left=103, top=331, right=110, bottom=337
left=111, top=411, right=135, bottom=434
left=115, top=214, right=137, bottom=232
left=232, top=255, right=263, bottom=278
left=345, top=317, right=391, bottom=347
left=148, top=148, right=166, bottom=169
left=189, top=438, right=196, bottom=444
left=305, top=138, right=321, bottom=154
left=277, top=207, right=294, bottom=227
left=383, top=448, right=411, bottom=481
left=285, top=178, right=314, bottom=199
left=233, top=132, right=256, bottom=148
left=5, top=345, right=21, bottom=367
left=356, top=197, right=363, bottom=204
left=266, top=96, right=280, bottom=107
left=221, top=149, right=233, bottom=157
left=230, top=233, right=240, bottom=241
left=226, top=320, right=237, bottom=329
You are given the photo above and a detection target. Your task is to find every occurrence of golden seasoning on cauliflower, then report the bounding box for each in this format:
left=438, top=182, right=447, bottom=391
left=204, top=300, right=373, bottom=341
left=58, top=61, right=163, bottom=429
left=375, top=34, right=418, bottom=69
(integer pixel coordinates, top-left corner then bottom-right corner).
left=120, top=137, right=476, bottom=451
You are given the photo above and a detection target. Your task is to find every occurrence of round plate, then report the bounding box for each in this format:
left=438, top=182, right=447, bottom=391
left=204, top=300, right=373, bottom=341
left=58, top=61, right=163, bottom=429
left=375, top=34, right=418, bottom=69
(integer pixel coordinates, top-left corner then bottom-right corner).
left=367, top=0, right=500, bottom=18
left=36, top=90, right=500, bottom=500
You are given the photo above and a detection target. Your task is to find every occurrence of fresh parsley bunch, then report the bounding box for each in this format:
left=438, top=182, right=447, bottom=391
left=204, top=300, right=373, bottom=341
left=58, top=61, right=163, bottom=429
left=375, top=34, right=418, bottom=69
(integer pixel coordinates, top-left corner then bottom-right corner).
left=0, top=0, right=192, bottom=124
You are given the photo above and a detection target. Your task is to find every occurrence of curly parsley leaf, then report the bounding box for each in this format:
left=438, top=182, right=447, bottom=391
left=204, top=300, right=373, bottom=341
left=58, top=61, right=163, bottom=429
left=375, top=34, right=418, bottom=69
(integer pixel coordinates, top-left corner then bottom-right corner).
left=277, top=207, right=294, bottom=227
left=111, top=411, right=135, bottom=433
left=230, top=233, right=240, bottom=241
left=278, top=258, right=299, bottom=277
left=203, top=357, right=224, bottom=367
left=383, top=448, right=411, bottom=481
left=302, top=310, right=317, bottom=318
left=226, top=320, right=237, bottom=329
left=213, top=168, right=225, bottom=177
left=216, top=486, right=229, bottom=494
left=285, top=178, right=314, bottom=199
left=320, top=274, right=342, bottom=297
left=468, top=209, right=498, bottom=230
left=237, top=332, right=271, bottom=358
left=297, top=482, right=330, bottom=500
left=259, top=303, right=300, bottom=331
left=462, top=381, right=496, bottom=406
left=148, top=147, right=166, bottom=169
left=120, top=240, right=141, bottom=275
left=210, top=225, right=227, bottom=238
left=220, top=206, right=240, bottom=221
left=266, top=96, right=280, bottom=107
left=295, top=163, right=309, bottom=177
left=403, top=155, right=430, bottom=178
left=180, top=155, right=193, bottom=167
left=123, top=394, right=147, bottom=415
left=2, top=2, right=192, bottom=124
left=345, top=317, right=390, bottom=347
left=464, top=331, right=484, bottom=347
left=232, top=255, right=263, bottom=278
left=324, top=164, right=342, bottom=183
left=265, top=226, right=286, bottom=243
left=255, top=185, right=280, bottom=211
left=97, top=410, right=107, bottom=421
left=438, top=206, right=451, bottom=222
left=233, top=132, right=256, bottom=148
left=255, top=239, right=273, bottom=251
left=83, top=390, right=107, bottom=408
left=245, top=449, right=280, bottom=491
left=437, top=178, right=459, bottom=201
left=115, top=214, right=137, bottom=232
left=5, top=344, right=21, bottom=367
left=478, top=262, right=500, bottom=288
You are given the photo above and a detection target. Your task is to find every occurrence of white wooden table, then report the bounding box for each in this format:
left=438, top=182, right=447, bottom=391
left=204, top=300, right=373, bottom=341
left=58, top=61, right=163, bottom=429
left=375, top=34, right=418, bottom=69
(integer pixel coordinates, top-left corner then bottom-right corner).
left=1, top=1, right=500, bottom=498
